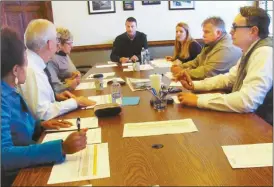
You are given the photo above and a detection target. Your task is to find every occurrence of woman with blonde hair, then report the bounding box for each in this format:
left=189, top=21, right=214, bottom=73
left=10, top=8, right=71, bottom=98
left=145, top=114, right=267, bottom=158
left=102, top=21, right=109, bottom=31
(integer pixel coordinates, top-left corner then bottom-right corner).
left=47, top=27, right=81, bottom=93
left=166, top=22, right=201, bottom=63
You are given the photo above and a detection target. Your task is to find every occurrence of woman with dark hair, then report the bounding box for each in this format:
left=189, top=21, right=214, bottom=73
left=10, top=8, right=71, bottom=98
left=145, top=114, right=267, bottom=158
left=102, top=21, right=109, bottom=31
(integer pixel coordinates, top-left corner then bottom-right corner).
left=1, top=27, right=88, bottom=187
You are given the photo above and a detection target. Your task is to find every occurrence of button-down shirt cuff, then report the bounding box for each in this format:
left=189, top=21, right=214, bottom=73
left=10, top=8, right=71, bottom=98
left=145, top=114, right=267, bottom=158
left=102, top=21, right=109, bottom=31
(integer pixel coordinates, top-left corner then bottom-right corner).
left=193, top=81, right=204, bottom=91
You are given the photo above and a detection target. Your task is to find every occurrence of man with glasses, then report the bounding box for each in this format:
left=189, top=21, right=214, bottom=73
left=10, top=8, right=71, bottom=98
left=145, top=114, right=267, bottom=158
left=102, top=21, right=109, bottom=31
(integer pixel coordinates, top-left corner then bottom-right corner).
left=47, top=27, right=81, bottom=93
left=174, top=6, right=273, bottom=124
left=19, top=19, right=96, bottom=121
left=171, top=16, right=242, bottom=79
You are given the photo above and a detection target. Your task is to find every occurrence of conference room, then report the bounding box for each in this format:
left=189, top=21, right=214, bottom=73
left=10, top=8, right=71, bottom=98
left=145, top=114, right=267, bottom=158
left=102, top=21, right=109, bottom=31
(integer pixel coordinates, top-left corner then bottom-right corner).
left=1, top=1, right=273, bottom=186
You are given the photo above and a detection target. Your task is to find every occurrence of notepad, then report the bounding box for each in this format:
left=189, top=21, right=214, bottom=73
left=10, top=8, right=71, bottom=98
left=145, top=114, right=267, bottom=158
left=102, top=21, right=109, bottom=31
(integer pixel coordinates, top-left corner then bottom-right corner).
left=123, top=119, right=198, bottom=137
left=47, top=143, right=110, bottom=184
left=123, top=64, right=154, bottom=72
left=122, top=97, right=140, bottom=106
left=42, top=128, right=101, bottom=145
left=75, top=82, right=107, bottom=90
left=45, top=117, right=98, bottom=132
left=96, top=64, right=117, bottom=68
left=222, top=143, right=273, bottom=168
left=151, top=58, right=172, bottom=68
left=83, top=95, right=112, bottom=109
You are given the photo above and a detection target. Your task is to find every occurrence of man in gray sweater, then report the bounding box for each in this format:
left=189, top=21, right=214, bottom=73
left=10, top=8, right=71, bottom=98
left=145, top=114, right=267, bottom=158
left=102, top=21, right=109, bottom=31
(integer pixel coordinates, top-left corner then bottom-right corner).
left=171, top=17, right=242, bottom=79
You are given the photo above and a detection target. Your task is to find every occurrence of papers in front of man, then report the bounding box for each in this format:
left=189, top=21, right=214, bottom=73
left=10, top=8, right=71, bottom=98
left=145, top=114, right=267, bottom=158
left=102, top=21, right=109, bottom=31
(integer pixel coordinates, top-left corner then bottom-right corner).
left=123, top=119, right=198, bottom=137
left=169, top=81, right=182, bottom=87
left=171, top=95, right=180, bottom=104
left=47, top=143, right=110, bottom=184
left=83, top=95, right=112, bottom=109
left=222, top=143, right=273, bottom=169
left=96, top=64, right=117, bottom=68
left=86, top=72, right=116, bottom=80
left=42, top=128, right=101, bottom=145
left=151, top=58, right=172, bottom=68
left=123, top=64, right=154, bottom=72
left=126, top=77, right=151, bottom=91
left=165, top=72, right=173, bottom=80
left=75, top=82, right=107, bottom=90
left=45, top=117, right=98, bottom=132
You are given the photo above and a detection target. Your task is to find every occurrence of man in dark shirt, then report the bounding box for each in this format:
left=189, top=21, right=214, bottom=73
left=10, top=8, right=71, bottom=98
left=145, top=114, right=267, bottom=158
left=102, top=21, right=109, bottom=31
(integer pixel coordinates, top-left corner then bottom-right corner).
left=110, top=17, right=148, bottom=64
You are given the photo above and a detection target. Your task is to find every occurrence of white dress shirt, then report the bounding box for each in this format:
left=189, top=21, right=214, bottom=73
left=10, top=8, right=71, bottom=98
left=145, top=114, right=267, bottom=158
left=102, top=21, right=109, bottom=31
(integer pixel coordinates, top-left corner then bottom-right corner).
left=193, top=41, right=273, bottom=113
left=19, top=49, right=78, bottom=120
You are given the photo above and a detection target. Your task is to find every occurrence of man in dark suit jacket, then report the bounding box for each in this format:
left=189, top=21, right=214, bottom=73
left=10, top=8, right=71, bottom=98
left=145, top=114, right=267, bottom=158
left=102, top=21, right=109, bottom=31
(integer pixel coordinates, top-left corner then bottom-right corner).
left=110, top=17, right=148, bottom=64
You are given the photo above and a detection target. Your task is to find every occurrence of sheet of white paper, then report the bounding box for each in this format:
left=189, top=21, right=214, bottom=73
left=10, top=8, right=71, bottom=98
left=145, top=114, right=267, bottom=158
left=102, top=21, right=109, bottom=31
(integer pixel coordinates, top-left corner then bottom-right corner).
left=171, top=95, right=180, bottom=104
left=45, top=117, right=99, bottom=132
left=123, top=119, right=198, bottom=137
left=151, top=59, right=172, bottom=68
left=169, top=81, right=182, bottom=87
left=165, top=72, right=173, bottom=79
left=122, top=62, right=133, bottom=66
left=123, top=64, right=154, bottom=72
left=75, top=82, right=107, bottom=90
left=47, top=143, right=110, bottom=184
left=222, top=143, right=273, bottom=168
left=107, top=61, right=116, bottom=64
left=83, top=95, right=112, bottom=109
left=43, top=128, right=101, bottom=145
left=96, top=64, right=117, bottom=68
left=86, top=72, right=115, bottom=80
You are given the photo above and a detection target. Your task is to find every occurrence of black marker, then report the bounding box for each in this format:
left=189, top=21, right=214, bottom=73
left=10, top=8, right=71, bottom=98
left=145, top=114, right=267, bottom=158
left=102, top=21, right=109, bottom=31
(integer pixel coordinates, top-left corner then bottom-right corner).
left=77, top=117, right=81, bottom=132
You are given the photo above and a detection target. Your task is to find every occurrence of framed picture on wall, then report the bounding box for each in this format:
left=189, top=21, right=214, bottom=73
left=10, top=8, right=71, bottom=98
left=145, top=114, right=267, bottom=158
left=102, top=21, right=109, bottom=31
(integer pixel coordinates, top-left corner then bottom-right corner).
left=142, top=1, right=161, bottom=5
left=169, top=1, right=195, bottom=10
left=88, top=1, right=116, bottom=14
left=123, top=1, right=134, bottom=11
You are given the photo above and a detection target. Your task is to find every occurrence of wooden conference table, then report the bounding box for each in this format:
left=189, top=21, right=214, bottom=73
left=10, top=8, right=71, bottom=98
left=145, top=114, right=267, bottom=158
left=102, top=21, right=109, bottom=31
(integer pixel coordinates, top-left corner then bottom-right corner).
left=13, top=64, right=273, bottom=186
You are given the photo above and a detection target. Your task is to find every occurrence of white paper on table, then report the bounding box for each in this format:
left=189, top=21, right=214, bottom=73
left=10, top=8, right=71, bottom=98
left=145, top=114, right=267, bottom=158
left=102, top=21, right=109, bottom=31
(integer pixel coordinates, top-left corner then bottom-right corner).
left=171, top=95, right=180, bottom=104
left=96, top=64, right=117, bottom=68
left=123, top=64, right=154, bottom=72
left=151, top=58, right=172, bottom=68
left=42, top=128, right=101, bottom=145
left=107, top=61, right=116, bottom=65
left=222, top=143, right=273, bottom=168
left=169, top=81, right=182, bottom=87
left=86, top=72, right=116, bottom=80
left=123, top=119, right=198, bottom=137
left=47, top=143, right=110, bottom=184
left=165, top=72, right=173, bottom=80
left=75, top=82, right=107, bottom=90
left=81, top=185, right=92, bottom=187
left=45, top=117, right=99, bottom=132
left=122, top=62, right=133, bottom=66
left=83, top=95, right=112, bottom=109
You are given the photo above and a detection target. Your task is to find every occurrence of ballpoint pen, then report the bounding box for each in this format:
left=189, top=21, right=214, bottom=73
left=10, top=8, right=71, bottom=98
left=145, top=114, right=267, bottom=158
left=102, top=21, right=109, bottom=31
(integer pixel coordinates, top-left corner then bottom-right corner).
left=77, top=117, right=81, bottom=132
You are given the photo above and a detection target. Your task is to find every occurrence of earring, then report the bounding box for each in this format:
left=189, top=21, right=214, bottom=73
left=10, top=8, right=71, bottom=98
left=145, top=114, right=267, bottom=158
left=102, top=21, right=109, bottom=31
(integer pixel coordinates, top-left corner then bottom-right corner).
left=15, top=77, right=18, bottom=85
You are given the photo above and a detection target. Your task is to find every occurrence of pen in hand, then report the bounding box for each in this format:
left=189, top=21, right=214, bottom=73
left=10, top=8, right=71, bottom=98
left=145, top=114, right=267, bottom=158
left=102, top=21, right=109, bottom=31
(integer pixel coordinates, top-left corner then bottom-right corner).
left=77, top=117, right=81, bottom=132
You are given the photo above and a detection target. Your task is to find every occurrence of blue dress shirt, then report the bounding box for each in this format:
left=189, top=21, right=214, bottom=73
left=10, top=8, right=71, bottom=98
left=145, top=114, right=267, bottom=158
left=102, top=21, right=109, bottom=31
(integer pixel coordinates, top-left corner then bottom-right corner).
left=1, top=81, right=65, bottom=174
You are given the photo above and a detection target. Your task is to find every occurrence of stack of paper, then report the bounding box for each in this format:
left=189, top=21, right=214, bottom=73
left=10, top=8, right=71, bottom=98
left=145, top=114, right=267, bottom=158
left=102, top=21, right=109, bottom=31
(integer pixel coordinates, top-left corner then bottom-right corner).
left=169, top=81, right=182, bottom=87
left=123, top=64, right=154, bottom=72
left=86, top=72, right=115, bottom=80
left=151, top=59, right=172, bottom=68
left=47, top=143, right=110, bottom=184
left=75, top=82, right=107, bottom=90
left=85, top=95, right=112, bottom=109
left=222, top=143, right=273, bottom=168
left=123, top=119, right=198, bottom=137
left=126, top=77, right=151, bottom=91
left=43, top=128, right=101, bottom=145
left=96, top=64, right=117, bottom=68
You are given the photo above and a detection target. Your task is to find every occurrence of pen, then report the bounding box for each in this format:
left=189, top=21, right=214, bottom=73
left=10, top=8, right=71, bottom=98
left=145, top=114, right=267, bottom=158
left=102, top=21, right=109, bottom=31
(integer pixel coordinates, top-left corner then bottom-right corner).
left=77, top=117, right=81, bottom=132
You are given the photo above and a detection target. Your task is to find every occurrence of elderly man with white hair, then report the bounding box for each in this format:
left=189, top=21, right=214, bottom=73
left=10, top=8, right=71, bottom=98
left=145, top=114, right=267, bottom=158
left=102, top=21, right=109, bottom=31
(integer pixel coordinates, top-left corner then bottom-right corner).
left=19, top=19, right=95, bottom=120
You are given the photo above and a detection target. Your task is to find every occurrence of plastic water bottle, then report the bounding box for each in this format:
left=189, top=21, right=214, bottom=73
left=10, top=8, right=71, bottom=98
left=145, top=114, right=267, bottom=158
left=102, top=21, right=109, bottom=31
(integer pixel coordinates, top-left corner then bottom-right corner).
left=141, top=47, right=146, bottom=64
left=111, top=78, right=122, bottom=105
left=145, top=49, right=150, bottom=64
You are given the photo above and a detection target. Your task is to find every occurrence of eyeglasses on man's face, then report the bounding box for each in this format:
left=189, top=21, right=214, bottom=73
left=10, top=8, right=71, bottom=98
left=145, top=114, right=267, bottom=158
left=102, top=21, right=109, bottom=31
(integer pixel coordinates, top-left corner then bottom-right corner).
left=231, top=23, right=255, bottom=31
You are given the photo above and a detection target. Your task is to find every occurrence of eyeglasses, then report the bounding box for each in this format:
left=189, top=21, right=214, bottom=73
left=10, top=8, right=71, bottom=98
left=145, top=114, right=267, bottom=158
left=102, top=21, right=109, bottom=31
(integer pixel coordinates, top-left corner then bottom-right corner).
left=231, top=24, right=255, bottom=31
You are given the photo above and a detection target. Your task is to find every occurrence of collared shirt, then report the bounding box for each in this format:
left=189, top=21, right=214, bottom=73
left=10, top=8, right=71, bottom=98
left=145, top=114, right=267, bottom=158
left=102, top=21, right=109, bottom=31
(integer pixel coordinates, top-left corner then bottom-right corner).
left=193, top=40, right=272, bottom=113
left=47, top=51, right=77, bottom=93
left=1, top=81, right=64, bottom=172
left=18, top=49, right=78, bottom=120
